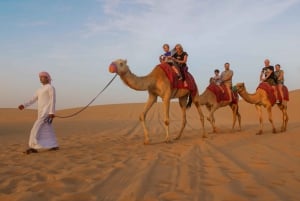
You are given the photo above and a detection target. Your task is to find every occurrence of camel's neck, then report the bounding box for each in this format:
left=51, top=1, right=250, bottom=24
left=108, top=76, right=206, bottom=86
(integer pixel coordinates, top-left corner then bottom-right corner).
left=238, top=88, right=261, bottom=104
left=120, top=70, right=152, bottom=91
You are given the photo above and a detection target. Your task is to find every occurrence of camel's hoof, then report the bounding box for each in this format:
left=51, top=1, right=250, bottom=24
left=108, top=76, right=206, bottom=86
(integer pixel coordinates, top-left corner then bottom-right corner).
left=280, top=127, right=286, bottom=132
left=272, top=129, right=277, bottom=134
left=144, top=140, right=150, bottom=145
left=232, top=128, right=241, bottom=133
left=256, top=131, right=263, bottom=135
left=202, top=134, right=208, bottom=138
left=164, top=136, right=172, bottom=143
left=174, top=136, right=180, bottom=141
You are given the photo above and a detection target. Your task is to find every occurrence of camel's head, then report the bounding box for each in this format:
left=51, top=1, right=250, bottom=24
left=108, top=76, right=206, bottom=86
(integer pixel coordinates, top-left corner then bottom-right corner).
left=234, top=82, right=245, bottom=93
left=109, top=59, right=129, bottom=76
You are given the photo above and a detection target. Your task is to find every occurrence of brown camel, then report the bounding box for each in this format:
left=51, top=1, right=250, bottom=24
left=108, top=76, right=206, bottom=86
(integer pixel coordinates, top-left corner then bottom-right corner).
left=196, top=84, right=241, bottom=133
left=108, top=59, right=207, bottom=144
left=234, top=82, right=288, bottom=134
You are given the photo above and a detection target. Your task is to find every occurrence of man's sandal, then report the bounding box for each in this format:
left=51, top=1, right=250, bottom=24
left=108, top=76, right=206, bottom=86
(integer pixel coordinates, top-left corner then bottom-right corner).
left=24, top=148, right=38, bottom=154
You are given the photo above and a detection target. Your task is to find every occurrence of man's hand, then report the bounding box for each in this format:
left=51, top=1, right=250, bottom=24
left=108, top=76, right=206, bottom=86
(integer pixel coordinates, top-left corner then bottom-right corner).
left=18, top=105, right=24, bottom=110
left=45, top=114, right=55, bottom=124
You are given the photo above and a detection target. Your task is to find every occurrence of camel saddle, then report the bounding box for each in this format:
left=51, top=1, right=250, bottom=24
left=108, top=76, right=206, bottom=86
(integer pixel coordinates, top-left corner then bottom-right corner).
left=159, top=63, right=198, bottom=98
left=207, top=83, right=238, bottom=104
left=257, top=82, right=289, bottom=105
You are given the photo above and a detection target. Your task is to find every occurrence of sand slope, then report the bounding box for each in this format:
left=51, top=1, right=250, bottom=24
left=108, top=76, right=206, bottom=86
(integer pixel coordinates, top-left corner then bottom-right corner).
left=0, top=90, right=300, bottom=201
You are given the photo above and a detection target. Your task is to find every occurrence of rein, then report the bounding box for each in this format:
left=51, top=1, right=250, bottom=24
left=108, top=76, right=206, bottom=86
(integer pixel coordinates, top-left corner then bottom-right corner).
left=55, top=74, right=117, bottom=118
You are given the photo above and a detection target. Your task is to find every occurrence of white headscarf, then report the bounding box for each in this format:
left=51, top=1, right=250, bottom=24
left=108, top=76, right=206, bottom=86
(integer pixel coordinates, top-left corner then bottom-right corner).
left=39, top=71, right=52, bottom=83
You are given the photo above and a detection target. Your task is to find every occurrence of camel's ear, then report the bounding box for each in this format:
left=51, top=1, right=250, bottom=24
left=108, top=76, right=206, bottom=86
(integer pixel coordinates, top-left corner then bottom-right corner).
left=124, top=59, right=127, bottom=64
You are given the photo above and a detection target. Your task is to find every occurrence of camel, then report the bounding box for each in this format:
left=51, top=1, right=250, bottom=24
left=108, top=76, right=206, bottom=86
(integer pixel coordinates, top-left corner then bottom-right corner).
left=234, top=82, right=288, bottom=134
left=108, top=59, right=207, bottom=144
left=196, top=84, right=241, bottom=133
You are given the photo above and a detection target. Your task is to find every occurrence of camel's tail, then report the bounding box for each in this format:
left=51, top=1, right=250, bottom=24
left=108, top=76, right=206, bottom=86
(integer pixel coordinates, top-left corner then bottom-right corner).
left=186, top=93, right=193, bottom=108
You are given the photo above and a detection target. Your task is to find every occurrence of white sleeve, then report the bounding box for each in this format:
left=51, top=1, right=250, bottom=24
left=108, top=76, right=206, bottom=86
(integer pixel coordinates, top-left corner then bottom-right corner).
left=48, top=86, right=56, bottom=114
left=23, top=92, right=38, bottom=108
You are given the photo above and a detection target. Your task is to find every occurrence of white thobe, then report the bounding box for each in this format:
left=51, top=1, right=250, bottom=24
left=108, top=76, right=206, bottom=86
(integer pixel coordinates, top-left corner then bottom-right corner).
left=23, top=84, right=58, bottom=149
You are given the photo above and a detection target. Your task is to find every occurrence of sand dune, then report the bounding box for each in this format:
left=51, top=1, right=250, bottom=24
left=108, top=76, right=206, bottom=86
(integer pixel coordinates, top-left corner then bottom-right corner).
left=0, top=90, right=300, bottom=201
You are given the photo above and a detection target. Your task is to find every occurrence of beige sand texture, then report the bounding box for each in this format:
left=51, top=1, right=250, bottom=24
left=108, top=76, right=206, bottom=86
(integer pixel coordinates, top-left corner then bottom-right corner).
left=0, top=89, right=300, bottom=201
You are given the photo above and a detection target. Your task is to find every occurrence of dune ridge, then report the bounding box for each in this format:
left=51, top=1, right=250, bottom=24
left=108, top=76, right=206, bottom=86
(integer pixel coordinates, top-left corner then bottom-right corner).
left=0, top=90, right=300, bottom=201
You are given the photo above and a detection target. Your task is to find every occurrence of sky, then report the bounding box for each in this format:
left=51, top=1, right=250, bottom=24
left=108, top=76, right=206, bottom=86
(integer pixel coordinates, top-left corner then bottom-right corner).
left=1, top=0, right=300, bottom=109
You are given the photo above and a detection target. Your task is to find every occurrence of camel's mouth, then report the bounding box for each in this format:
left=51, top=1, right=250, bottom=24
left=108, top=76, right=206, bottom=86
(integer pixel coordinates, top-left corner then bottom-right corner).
left=109, top=63, right=117, bottom=73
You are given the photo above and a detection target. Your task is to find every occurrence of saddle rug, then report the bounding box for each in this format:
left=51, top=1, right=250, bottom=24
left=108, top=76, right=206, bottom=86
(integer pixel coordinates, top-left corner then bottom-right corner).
left=159, top=63, right=198, bottom=98
left=207, top=83, right=238, bottom=104
left=257, top=82, right=289, bottom=105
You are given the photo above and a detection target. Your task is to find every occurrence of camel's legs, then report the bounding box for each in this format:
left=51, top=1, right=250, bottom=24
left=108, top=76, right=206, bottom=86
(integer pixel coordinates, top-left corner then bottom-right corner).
left=174, top=97, right=187, bottom=140
left=205, top=105, right=214, bottom=132
left=283, top=107, right=288, bottom=131
left=230, top=104, right=241, bottom=131
left=195, top=102, right=207, bottom=138
left=207, top=106, right=218, bottom=133
left=255, top=105, right=263, bottom=135
left=139, top=94, right=157, bottom=144
left=237, top=106, right=242, bottom=130
left=278, top=104, right=288, bottom=132
left=266, top=106, right=276, bottom=133
left=162, top=97, right=171, bottom=143
left=230, top=104, right=237, bottom=130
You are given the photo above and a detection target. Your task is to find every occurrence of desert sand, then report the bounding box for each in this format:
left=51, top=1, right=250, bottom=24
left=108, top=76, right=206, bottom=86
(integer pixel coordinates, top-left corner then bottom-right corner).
left=1, top=89, right=300, bottom=201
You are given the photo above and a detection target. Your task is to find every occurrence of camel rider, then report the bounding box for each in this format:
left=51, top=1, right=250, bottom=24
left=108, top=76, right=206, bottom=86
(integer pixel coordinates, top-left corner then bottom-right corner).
left=159, top=44, right=173, bottom=64
left=169, top=44, right=188, bottom=87
left=211, top=69, right=224, bottom=93
left=221, top=62, right=234, bottom=102
left=275, top=64, right=284, bottom=103
left=260, top=59, right=279, bottom=103
left=211, top=69, right=222, bottom=85
left=260, top=59, right=277, bottom=85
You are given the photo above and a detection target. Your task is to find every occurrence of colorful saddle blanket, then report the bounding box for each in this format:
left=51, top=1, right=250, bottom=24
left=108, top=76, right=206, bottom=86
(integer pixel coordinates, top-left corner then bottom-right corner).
left=207, top=83, right=238, bottom=104
left=257, top=82, right=289, bottom=105
left=159, top=63, right=198, bottom=98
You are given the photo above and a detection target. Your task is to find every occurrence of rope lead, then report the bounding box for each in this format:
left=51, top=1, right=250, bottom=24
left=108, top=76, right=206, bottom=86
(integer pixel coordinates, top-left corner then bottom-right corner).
left=55, top=74, right=117, bottom=118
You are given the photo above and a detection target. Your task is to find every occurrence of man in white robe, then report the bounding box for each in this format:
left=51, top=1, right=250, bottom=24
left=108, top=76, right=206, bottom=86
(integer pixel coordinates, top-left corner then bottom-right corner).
left=18, top=71, right=59, bottom=154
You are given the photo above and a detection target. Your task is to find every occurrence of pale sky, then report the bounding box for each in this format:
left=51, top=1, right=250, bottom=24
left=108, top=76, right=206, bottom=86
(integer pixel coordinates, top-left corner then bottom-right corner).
left=1, top=0, right=300, bottom=109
